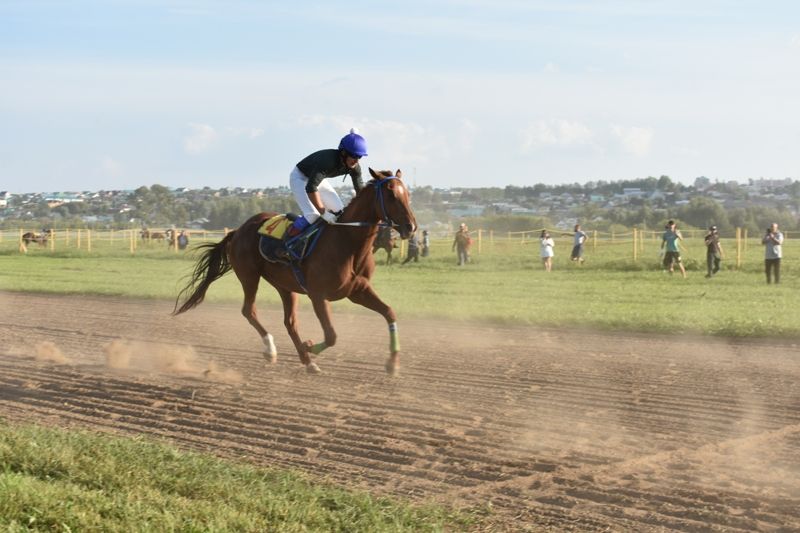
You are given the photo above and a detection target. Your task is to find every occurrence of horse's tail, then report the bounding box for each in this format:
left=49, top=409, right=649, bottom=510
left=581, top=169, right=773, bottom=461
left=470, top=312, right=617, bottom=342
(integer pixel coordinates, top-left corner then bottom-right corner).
left=173, top=231, right=235, bottom=315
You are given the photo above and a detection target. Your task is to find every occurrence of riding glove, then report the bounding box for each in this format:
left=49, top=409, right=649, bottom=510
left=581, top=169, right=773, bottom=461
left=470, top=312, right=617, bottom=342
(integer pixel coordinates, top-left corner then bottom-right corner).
left=321, top=211, right=338, bottom=224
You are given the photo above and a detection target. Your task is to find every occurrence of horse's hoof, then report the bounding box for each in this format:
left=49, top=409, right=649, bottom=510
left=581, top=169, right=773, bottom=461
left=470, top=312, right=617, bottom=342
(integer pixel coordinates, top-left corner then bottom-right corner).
left=385, top=361, right=400, bottom=376
left=306, top=362, right=322, bottom=374
left=263, top=351, right=277, bottom=364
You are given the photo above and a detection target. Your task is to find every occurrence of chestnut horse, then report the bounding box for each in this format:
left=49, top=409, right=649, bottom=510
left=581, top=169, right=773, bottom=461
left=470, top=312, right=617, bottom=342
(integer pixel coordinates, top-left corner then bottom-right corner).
left=173, top=168, right=416, bottom=374
left=371, top=226, right=397, bottom=265
left=22, top=231, right=48, bottom=246
left=140, top=228, right=166, bottom=242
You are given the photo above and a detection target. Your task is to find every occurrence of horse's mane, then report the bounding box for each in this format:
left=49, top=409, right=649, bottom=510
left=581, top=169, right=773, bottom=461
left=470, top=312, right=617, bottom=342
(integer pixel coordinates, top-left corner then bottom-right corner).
left=341, top=175, right=391, bottom=220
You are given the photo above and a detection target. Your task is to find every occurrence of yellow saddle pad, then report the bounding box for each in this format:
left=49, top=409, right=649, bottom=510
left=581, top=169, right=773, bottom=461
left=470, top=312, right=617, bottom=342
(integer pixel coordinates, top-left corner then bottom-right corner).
left=258, top=215, right=292, bottom=239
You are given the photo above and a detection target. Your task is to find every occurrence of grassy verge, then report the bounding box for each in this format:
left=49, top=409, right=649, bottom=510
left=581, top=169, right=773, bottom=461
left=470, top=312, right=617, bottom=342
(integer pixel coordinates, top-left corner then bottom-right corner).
left=1, top=236, right=797, bottom=337
left=0, top=421, right=478, bottom=532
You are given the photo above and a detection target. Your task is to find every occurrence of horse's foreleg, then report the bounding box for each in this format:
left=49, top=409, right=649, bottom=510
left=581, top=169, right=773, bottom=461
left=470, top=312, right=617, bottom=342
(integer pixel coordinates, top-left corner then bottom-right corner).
left=235, top=270, right=278, bottom=363
left=277, top=288, right=313, bottom=370
left=347, top=281, right=400, bottom=375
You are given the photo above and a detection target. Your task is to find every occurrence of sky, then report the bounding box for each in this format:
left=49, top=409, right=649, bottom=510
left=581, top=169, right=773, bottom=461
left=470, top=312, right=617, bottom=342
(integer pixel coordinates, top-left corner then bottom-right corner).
left=1, top=0, right=799, bottom=193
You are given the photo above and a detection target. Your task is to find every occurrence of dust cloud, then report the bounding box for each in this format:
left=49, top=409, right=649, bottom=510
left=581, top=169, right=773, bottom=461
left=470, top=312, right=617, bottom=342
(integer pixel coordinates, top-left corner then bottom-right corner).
left=510, top=337, right=800, bottom=504
left=103, top=339, right=242, bottom=384
left=34, top=341, right=69, bottom=364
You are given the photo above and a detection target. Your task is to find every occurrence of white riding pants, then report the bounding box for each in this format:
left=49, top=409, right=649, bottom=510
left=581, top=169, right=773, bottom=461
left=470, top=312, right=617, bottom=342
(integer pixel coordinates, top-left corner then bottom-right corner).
left=289, top=166, right=344, bottom=223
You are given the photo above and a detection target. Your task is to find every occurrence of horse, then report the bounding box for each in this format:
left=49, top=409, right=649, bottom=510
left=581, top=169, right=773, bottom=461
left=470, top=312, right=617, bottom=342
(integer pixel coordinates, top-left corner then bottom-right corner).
left=22, top=231, right=48, bottom=246
left=141, top=228, right=166, bottom=242
left=173, top=168, right=416, bottom=375
left=372, top=225, right=398, bottom=265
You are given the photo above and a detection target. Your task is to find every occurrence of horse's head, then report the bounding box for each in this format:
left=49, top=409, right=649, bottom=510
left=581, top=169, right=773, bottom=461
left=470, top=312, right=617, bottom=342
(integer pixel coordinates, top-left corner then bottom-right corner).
left=367, top=168, right=417, bottom=239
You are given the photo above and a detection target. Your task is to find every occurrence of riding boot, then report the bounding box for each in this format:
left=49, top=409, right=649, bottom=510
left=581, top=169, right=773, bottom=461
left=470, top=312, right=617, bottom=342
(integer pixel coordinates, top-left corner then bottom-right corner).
left=286, top=216, right=309, bottom=238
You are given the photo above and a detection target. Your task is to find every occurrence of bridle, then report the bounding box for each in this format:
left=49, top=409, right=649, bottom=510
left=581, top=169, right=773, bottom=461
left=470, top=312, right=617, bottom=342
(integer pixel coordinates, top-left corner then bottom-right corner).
left=330, top=176, right=400, bottom=229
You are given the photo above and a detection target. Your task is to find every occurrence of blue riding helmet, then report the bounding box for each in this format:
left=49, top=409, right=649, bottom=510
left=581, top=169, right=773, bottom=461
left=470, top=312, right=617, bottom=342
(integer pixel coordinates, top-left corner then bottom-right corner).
left=339, top=129, right=368, bottom=157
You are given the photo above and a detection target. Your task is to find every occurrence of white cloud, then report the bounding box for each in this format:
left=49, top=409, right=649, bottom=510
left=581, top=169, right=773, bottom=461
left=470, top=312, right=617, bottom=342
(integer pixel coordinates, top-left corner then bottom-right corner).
left=669, top=145, right=700, bottom=157
left=296, top=114, right=450, bottom=167
left=791, top=34, right=800, bottom=48
left=183, top=123, right=263, bottom=154
left=611, top=124, right=653, bottom=156
left=184, top=123, right=218, bottom=154
left=520, top=119, right=594, bottom=152
left=100, top=156, right=122, bottom=177
left=457, top=119, right=479, bottom=152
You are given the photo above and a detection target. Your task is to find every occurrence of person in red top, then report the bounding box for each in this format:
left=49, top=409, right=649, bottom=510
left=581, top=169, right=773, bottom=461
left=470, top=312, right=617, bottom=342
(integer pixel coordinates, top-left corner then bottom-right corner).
left=286, top=128, right=367, bottom=237
left=452, top=223, right=472, bottom=265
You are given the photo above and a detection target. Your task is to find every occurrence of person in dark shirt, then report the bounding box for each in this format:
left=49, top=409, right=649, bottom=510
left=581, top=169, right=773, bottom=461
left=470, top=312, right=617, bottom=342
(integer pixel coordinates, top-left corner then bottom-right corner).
left=704, top=225, right=724, bottom=277
left=286, top=128, right=368, bottom=237
left=402, top=232, right=420, bottom=265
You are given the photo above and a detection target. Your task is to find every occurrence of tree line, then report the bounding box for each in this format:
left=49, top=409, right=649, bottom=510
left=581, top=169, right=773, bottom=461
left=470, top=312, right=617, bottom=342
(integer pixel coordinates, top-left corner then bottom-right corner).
left=3, top=177, right=798, bottom=235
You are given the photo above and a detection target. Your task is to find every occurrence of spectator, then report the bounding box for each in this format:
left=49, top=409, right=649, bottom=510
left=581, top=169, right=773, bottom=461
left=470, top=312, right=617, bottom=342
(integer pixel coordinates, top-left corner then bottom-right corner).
left=452, top=223, right=471, bottom=266
left=402, top=232, right=420, bottom=265
left=177, top=230, right=190, bottom=250
left=762, top=222, right=784, bottom=284
left=661, top=220, right=686, bottom=278
left=704, top=225, right=723, bottom=278
left=570, top=223, right=587, bottom=264
left=421, top=230, right=430, bottom=258
left=540, top=229, right=555, bottom=272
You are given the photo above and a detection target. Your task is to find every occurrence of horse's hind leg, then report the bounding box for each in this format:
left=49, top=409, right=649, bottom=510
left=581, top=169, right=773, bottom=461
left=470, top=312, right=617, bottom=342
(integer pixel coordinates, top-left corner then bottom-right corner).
left=347, top=281, right=400, bottom=375
left=275, top=287, right=318, bottom=372
left=234, top=268, right=278, bottom=363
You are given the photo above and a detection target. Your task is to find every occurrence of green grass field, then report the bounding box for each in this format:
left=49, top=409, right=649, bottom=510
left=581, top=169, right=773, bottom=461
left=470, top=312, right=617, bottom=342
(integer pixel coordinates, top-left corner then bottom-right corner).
left=1, top=232, right=796, bottom=337
left=0, top=422, right=478, bottom=532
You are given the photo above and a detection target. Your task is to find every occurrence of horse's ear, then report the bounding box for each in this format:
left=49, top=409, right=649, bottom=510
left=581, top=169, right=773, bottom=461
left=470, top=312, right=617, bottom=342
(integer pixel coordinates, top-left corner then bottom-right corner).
left=369, top=167, right=380, bottom=179
left=395, top=169, right=402, bottom=179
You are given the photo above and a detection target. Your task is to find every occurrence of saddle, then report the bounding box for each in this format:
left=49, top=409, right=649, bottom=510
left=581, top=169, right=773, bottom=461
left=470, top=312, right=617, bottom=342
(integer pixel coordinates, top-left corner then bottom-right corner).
left=257, top=214, right=324, bottom=264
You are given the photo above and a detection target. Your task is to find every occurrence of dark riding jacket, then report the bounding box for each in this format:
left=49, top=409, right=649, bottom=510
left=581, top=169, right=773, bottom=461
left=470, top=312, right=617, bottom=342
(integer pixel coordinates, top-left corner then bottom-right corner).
left=296, top=149, right=363, bottom=193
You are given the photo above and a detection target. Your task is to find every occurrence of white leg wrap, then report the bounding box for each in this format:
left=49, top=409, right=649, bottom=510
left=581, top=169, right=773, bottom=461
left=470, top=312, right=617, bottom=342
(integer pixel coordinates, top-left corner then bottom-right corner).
left=263, top=333, right=277, bottom=357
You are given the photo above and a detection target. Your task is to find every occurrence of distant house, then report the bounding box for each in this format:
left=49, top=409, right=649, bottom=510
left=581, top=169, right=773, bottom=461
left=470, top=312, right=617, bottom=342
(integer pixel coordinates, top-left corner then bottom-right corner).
left=756, top=178, right=792, bottom=190
left=509, top=207, right=538, bottom=215
left=45, top=192, right=84, bottom=204
left=448, top=204, right=484, bottom=217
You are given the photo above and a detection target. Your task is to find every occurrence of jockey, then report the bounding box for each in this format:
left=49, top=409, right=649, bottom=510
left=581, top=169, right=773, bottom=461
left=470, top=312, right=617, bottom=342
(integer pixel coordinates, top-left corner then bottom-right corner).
left=286, top=128, right=367, bottom=237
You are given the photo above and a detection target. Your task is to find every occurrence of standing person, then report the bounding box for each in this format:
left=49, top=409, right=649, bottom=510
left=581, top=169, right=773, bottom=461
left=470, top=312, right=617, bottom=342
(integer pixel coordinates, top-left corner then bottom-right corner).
left=540, top=229, right=555, bottom=272
left=661, top=220, right=686, bottom=278
left=570, top=223, right=587, bottom=263
left=762, top=222, right=784, bottom=284
left=286, top=128, right=367, bottom=237
left=704, top=225, right=723, bottom=277
left=402, top=232, right=420, bottom=265
left=452, top=223, right=472, bottom=266
left=177, top=230, right=190, bottom=250
left=421, top=230, right=430, bottom=257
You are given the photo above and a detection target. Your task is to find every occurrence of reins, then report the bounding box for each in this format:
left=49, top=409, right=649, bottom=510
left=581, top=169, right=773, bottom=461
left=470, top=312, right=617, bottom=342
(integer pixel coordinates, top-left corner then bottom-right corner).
left=329, top=176, right=398, bottom=229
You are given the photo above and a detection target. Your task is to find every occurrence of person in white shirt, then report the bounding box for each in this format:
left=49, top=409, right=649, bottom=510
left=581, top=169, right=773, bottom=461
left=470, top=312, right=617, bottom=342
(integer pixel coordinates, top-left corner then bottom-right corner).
left=762, top=222, right=784, bottom=284
left=540, top=229, right=555, bottom=272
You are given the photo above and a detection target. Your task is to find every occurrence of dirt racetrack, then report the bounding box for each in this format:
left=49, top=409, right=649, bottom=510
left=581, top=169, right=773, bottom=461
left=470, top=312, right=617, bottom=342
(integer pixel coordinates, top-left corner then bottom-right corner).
left=1, top=291, right=799, bottom=531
